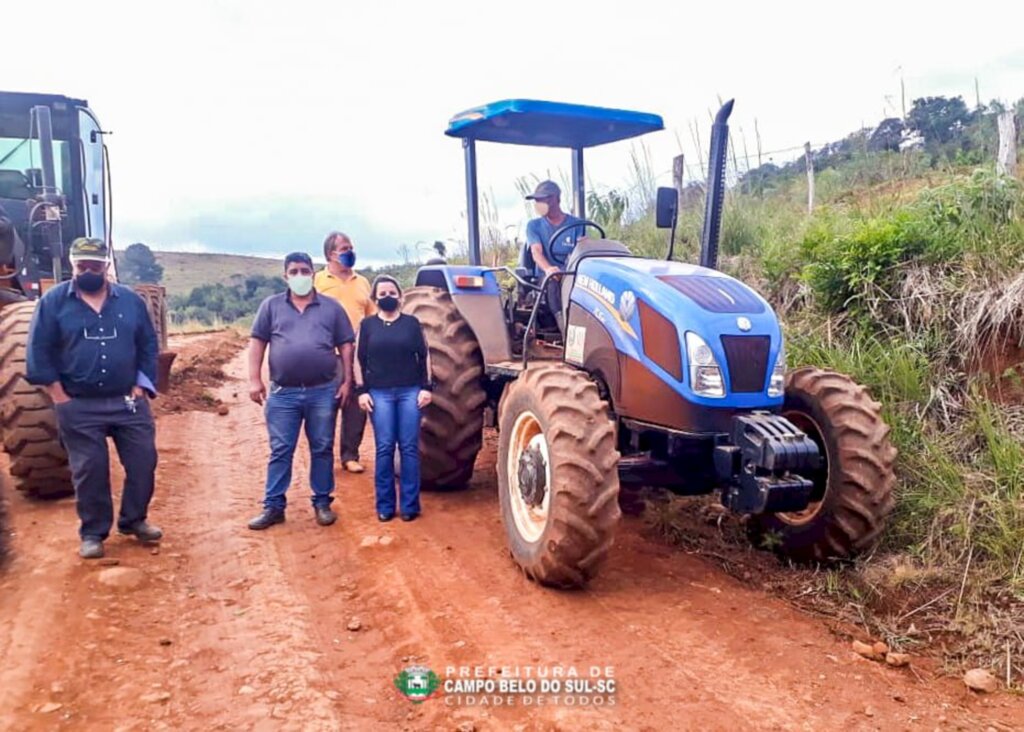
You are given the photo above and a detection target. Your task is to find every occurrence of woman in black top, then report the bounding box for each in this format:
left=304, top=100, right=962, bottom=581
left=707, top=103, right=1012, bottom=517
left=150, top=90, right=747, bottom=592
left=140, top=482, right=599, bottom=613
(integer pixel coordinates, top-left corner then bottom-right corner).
left=356, top=276, right=432, bottom=521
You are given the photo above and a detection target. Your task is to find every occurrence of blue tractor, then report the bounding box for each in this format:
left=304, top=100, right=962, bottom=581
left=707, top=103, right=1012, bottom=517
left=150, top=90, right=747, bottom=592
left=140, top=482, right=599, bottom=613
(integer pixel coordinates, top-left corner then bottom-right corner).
left=402, top=99, right=896, bottom=588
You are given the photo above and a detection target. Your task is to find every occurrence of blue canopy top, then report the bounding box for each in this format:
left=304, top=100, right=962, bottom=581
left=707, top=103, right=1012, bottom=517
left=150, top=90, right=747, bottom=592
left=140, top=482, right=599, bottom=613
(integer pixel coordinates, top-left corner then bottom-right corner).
left=446, top=99, right=663, bottom=149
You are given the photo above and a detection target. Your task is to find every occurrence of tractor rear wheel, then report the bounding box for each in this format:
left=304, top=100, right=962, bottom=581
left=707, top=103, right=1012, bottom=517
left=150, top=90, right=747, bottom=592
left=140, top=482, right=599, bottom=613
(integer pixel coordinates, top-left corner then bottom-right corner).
left=0, top=301, right=72, bottom=498
left=497, top=363, right=620, bottom=588
left=402, top=287, right=486, bottom=489
left=748, top=367, right=896, bottom=561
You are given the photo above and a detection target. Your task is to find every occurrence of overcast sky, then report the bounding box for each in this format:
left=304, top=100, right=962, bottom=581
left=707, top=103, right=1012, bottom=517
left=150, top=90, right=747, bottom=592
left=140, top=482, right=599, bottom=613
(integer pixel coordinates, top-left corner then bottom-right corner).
left=5, top=1, right=1024, bottom=265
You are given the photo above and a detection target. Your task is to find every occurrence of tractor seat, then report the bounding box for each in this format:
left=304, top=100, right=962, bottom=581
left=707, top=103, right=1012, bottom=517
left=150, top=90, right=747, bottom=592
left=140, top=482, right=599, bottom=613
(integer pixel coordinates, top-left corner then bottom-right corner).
left=562, top=238, right=631, bottom=312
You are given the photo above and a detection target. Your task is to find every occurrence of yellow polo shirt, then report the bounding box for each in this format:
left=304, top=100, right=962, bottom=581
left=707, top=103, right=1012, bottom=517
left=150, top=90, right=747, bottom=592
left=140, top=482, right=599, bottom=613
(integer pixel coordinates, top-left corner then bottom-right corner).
left=313, top=269, right=376, bottom=330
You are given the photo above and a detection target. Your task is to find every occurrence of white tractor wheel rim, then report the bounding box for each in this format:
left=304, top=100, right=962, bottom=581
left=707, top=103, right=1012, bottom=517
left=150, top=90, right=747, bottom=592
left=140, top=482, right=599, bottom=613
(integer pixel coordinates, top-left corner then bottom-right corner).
left=507, top=410, right=551, bottom=544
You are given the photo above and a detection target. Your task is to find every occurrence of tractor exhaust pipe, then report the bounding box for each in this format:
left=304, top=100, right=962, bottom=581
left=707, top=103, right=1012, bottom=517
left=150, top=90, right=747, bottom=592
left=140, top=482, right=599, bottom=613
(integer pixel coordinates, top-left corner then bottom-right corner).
left=30, top=106, right=58, bottom=198
left=699, top=99, right=734, bottom=271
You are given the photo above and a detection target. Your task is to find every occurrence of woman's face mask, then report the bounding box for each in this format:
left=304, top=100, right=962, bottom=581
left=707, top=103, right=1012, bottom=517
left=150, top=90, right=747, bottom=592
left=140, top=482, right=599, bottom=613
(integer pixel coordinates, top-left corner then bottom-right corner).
left=533, top=200, right=550, bottom=217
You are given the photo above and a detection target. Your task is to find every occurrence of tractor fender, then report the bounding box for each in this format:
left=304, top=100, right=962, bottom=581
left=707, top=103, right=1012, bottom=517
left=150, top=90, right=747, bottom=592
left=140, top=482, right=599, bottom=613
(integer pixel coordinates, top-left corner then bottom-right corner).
left=414, top=265, right=511, bottom=365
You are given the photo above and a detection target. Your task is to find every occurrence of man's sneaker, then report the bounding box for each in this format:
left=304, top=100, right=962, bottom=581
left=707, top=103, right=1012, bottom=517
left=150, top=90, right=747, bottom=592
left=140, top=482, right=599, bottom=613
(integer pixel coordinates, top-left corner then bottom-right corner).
left=248, top=509, right=285, bottom=531
left=79, top=538, right=104, bottom=559
left=315, top=506, right=337, bottom=527
left=342, top=460, right=365, bottom=474
left=118, top=521, right=163, bottom=542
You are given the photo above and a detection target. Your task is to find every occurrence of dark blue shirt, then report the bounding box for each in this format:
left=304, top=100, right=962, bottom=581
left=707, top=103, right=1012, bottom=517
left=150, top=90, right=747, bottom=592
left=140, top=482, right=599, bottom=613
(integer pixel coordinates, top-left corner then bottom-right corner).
left=525, top=214, right=586, bottom=275
left=251, top=291, right=354, bottom=387
left=26, top=281, right=159, bottom=398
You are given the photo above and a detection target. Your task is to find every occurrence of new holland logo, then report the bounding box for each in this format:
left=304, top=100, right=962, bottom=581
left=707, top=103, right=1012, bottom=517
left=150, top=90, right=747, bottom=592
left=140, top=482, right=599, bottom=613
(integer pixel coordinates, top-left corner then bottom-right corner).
left=394, top=665, right=440, bottom=703
left=618, top=290, right=637, bottom=321
left=736, top=316, right=752, bottom=331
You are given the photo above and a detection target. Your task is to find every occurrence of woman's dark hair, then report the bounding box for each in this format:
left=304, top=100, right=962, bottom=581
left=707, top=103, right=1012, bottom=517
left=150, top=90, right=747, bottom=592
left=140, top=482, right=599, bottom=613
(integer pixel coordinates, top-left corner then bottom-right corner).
left=322, top=231, right=351, bottom=260
left=370, top=275, right=402, bottom=300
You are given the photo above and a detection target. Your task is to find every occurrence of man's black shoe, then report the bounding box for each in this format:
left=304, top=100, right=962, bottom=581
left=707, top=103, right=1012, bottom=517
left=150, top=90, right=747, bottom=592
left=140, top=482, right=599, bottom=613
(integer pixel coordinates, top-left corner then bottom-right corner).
left=315, top=506, right=337, bottom=526
left=400, top=513, right=420, bottom=523
left=118, top=521, right=163, bottom=542
left=79, top=538, right=105, bottom=559
left=378, top=513, right=395, bottom=522
left=248, top=509, right=285, bottom=530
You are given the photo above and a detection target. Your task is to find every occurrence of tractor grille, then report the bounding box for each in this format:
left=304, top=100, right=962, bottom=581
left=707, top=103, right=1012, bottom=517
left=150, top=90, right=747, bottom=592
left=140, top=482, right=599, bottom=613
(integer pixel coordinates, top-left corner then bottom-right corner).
left=720, top=335, right=770, bottom=393
left=658, top=275, right=765, bottom=313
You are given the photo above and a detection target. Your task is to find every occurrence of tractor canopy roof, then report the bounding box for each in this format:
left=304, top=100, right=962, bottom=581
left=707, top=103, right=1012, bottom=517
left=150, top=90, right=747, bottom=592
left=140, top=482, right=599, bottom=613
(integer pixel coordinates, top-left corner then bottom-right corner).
left=445, top=99, right=663, bottom=148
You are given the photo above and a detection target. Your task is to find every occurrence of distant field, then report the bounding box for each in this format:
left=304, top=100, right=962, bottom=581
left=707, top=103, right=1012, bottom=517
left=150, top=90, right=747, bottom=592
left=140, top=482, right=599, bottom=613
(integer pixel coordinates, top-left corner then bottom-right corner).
left=154, top=252, right=283, bottom=297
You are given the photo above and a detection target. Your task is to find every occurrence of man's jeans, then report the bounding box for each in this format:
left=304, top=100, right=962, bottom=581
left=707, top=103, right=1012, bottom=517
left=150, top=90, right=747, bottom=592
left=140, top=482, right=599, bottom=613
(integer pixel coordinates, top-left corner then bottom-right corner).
left=339, top=396, right=368, bottom=463
left=369, top=386, right=421, bottom=517
left=263, top=380, right=338, bottom=511
left=55, top=395, right=158, bottom=540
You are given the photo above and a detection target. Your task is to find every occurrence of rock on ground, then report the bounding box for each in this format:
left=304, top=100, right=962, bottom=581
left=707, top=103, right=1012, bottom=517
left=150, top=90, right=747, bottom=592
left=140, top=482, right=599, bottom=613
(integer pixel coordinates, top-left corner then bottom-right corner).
left=964, top=668, right=999, bottom=693
left=98, top=567, right=145, bottom=590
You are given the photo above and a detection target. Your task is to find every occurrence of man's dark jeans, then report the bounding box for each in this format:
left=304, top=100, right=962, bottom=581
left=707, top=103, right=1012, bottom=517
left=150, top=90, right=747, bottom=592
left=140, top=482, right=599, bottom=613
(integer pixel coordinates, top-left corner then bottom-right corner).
left=55, top=395, right=158, bottom=540
left=339, top=396, right=368, bottom=463
left=263, top=380, right=338, bottom=511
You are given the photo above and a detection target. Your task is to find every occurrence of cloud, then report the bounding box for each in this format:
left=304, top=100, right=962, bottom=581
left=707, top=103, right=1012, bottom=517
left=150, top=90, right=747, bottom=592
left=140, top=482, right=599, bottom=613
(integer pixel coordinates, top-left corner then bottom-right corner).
left=118, top=196, right=421, bottom=263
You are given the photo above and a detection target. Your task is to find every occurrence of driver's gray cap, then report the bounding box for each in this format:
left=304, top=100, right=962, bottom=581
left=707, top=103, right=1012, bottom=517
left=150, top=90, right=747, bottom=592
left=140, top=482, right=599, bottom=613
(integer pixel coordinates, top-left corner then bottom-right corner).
left=525, top=180, right=561, bottom=200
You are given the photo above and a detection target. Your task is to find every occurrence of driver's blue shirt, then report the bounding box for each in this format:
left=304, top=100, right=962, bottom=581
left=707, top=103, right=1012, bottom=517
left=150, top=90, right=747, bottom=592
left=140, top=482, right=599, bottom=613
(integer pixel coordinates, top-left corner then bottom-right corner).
left=525, top=214, right=585, bottom=275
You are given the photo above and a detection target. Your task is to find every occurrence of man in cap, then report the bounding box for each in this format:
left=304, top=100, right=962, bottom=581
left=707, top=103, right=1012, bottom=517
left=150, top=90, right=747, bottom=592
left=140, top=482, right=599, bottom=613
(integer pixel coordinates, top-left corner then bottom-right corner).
left=247, top=251, right=355, bottom=530
left=314, top=231, right=375, bottom=474
left=524, top=180, right=586, bottom=332
left=26, top=237, right=161, bottom=559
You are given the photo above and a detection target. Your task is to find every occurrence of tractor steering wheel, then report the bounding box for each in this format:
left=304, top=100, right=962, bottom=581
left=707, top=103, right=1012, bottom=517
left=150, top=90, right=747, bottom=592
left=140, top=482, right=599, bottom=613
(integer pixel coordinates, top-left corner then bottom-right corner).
left=547, top=220, right=606, bottom=250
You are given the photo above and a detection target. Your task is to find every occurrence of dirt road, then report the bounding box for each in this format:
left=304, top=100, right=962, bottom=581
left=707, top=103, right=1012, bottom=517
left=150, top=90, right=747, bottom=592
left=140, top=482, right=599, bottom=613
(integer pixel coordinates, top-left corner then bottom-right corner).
left=1, top=334, right=1022, bottom=731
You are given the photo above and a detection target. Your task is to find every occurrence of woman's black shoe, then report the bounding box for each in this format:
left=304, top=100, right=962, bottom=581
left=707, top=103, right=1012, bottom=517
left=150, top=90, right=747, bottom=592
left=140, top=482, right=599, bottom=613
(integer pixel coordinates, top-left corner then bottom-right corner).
left=400, top=513, right=419, bottom=522
left=378, top=513, right=395, bottom=522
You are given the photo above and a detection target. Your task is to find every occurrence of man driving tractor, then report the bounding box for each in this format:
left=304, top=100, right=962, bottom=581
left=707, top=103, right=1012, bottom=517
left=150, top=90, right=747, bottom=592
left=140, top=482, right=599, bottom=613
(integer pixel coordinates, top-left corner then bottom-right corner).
left=523, top=180, right=585, bottom=332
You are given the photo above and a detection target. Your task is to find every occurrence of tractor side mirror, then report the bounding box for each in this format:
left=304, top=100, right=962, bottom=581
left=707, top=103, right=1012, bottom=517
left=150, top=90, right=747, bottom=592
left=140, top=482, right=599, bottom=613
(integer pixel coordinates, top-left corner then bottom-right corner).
left=655, top=187, right=677, bottom=229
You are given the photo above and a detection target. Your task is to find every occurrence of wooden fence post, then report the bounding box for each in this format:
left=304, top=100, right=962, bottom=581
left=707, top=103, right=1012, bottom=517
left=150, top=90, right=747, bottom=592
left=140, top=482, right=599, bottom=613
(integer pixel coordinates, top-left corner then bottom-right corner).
left=997, top=111, right=1018, bottom=177
left=805, top=142, right=815, bottom=213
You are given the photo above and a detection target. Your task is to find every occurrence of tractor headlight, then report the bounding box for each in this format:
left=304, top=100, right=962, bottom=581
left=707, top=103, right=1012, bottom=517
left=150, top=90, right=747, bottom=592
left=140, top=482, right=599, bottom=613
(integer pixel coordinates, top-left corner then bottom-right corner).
left=767, top=344, right=786, bottom=397
left=685, top=332, right=725, bottom=398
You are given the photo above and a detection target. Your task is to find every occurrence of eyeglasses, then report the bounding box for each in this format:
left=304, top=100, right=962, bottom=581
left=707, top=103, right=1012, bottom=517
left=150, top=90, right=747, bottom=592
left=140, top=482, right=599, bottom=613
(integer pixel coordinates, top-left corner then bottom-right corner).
left=83, top=325, right=118, bottom=341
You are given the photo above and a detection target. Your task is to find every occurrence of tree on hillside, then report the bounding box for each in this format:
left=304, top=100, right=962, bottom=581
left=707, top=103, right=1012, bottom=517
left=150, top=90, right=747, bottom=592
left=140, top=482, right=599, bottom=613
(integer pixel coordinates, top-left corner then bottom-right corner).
left=119, top=242, right=164, bottom=284
left=868, top=118, right=905, bottom=152
left=907, top=96, right=971, bottom=149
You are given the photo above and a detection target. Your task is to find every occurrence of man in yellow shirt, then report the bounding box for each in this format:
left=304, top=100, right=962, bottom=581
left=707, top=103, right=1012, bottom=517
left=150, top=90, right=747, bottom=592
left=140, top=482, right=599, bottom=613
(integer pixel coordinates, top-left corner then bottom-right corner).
left=314, top=232, right=376, bottom=473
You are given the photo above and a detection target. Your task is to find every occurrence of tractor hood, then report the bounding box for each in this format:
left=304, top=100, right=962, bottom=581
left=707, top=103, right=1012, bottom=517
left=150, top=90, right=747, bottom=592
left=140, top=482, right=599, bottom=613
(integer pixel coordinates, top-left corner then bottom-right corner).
left=567, top=256, right=784, bottom=413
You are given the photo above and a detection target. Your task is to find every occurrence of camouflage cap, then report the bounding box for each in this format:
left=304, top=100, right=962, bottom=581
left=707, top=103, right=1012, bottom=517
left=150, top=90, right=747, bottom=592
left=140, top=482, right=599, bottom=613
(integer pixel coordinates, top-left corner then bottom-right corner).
left=69, top=237, right=110, bottom=262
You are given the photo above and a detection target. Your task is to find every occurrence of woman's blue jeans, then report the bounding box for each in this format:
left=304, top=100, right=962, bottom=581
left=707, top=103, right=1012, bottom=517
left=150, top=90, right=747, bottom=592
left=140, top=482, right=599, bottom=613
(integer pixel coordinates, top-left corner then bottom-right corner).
left=369, top=386, right=421, bottom=516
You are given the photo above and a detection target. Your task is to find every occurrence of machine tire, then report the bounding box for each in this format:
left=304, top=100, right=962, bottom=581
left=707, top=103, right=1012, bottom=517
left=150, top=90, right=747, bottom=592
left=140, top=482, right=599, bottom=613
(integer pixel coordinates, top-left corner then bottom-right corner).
left=132, top=283, right=169, bottom=351
left=497, top=363, right=620, bottom=588
left=0, top=301, right=72, bottom=498
left=0, top=469, right=8, bottom=563
left=402, top=287, right=486, bottom=489
left=748, top=367, right=896, bottom=561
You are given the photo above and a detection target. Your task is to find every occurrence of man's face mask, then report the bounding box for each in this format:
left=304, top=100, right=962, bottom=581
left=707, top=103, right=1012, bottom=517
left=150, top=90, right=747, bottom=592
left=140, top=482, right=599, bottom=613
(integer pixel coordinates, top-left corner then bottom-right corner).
left=73, top=260, right=107, bottom=292
left=337, top=250, right=356, bottom=268
left=287, top=273, right=314, bottom=296
left=533, top=200, right=550, bottom=217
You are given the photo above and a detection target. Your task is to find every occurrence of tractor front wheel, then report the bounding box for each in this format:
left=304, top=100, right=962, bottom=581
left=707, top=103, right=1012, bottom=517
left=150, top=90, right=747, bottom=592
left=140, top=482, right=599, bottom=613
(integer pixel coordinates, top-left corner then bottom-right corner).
left=497, top=363, right=620, bottom=588
left=747, top=367, right=897, bottom=561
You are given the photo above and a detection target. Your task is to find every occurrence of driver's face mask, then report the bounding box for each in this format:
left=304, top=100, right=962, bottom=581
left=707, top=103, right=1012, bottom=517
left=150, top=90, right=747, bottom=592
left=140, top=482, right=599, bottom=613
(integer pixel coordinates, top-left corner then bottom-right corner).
left=533, top=200, right=550, bottom=217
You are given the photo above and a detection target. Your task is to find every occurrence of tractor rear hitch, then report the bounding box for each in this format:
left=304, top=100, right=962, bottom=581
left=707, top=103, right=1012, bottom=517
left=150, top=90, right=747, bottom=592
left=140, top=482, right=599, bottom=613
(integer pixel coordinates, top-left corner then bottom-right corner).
left=714, top=413, right=820, bottom=514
